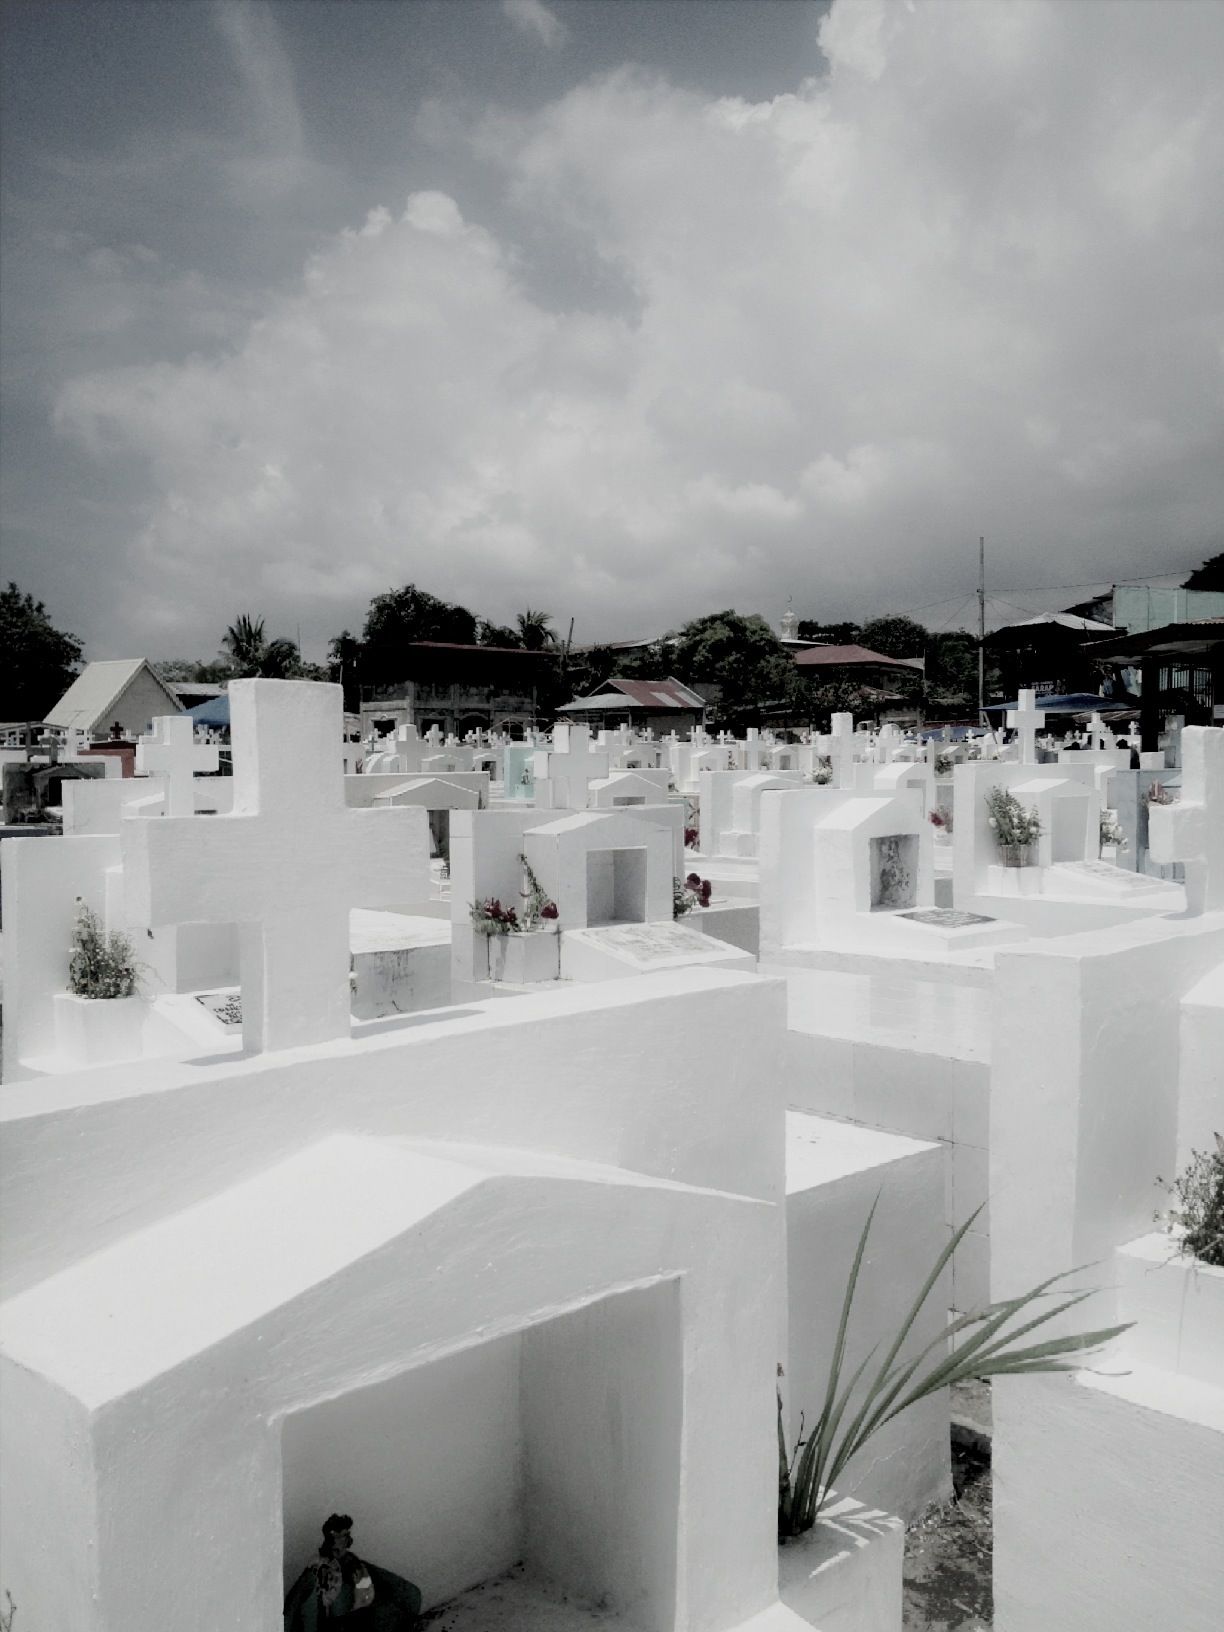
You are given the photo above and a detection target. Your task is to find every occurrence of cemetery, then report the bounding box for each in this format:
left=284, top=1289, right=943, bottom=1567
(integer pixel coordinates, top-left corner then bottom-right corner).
left=0, top=672, right=1220, bottom=1632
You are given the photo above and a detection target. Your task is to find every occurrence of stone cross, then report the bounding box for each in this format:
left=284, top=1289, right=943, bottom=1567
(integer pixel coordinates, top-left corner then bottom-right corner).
left=1007, top=689, right=1044, bottom=765
left=425, top=725, right=444, bottom=747
left=828, top=712, right=856, bottom=789
left=1087, top=713, right=1112, bottom=751
left=1147, top=725, right=1224, bottom=914
left=122, top=681, right=425, bottom=1053
left=532, top=723, right=610, bottom=810
left=741, top=728, right=766, bottom=772
left=135, top=715, right=220, bottom=817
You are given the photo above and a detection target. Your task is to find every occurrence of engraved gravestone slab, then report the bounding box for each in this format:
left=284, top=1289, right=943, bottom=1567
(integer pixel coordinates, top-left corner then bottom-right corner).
left=1051, top=861, right=1171, bottom=896
left=870, top=833, right=918, bottom=911
left=581, top=922, right=718, bottom=963
left=196, top=990, right=242, bottom=1028
left=900, top=909, right=995, bottom=928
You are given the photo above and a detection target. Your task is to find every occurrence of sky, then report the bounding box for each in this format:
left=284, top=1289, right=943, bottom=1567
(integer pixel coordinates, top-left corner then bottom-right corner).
left=2, top=0, right=1222, bottom=664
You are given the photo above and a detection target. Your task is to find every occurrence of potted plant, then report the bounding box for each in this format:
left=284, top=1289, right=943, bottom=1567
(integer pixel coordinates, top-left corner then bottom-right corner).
left=53, top=900, right=146, bottom=1066
left=985, top=784, right=1042, bottom=866
left=1099, top=809, right=1127, bottom=856
left=1156, top=1136, right=1224, bottom=1268
left=468, top=857, right=560, bottom=983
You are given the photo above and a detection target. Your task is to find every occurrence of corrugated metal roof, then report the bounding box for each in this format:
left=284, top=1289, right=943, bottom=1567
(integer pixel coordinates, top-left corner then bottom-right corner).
left=44, top=659, right=182, bottom=730
left=606, top=677, right=705, bottom=708
left=794, top=644, right=922, bottom=671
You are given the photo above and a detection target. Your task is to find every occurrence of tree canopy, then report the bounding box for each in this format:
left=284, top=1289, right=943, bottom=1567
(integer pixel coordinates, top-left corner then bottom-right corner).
left=359, top=585, right=478, bottom=684
left=0, top=582, right=83, bottom=720
left=671, top=610, right=796, bottom=728
left=1184, top=552, right=1224, bottom=591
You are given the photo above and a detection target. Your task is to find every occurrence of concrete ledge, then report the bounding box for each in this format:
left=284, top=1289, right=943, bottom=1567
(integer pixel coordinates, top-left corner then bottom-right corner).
left=1115, top=1231, right=1224, bottom=1389
left=778, top=1495, right=903, bottom=1631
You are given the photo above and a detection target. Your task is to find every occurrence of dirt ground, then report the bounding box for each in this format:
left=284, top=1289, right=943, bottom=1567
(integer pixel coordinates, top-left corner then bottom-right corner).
left=902, top=1434, right=993, bottom=1632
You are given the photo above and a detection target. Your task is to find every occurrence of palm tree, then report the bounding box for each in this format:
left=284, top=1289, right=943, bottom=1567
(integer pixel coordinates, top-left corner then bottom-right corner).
left=260, top=637, right=300, bottom=679
left=516, top=608, right=555, bottom=651
left=222, top=614, right=267, bottom=677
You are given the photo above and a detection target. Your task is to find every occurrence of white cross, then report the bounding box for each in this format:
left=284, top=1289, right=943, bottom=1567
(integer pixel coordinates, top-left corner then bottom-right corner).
left=122, top=681, right=426, bottom=1053
left=1147, top=725, right=1224, bottom=915
left=532, top=723, right=610, bottom=810
left=425, top=725, right=444, bottom=747
left=1007, top=689, right=1044, bottom=765
left=741, top=728, right=766, bottom=772
left=828, top=711, right=856, bottom=789
left=134, top=715, right=220, bottom=817
left=1087, top=712, right=1112, bottom=751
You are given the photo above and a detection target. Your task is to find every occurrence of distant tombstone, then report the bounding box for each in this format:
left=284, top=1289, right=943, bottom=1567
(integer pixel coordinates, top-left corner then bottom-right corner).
left=1147, top=725, right=1223, bottom=914
left=135, top=715, right=219, bottom=817
left=1006, top=690, right=1043, bottom=766
left=122, top=680, right=427, bottom=1054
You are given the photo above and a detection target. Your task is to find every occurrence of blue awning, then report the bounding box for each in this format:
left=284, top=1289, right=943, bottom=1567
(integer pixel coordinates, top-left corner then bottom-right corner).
left=984, top=693, right=1129, bottom=716
left=186, top=693, right=230, bottom=729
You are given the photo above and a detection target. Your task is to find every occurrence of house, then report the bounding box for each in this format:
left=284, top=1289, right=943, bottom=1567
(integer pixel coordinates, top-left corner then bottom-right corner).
left=557, top=677, right=705, bottom=735
left=44, top=659, right=183, bottom=740
left=359, top=643, right=550, bottom=739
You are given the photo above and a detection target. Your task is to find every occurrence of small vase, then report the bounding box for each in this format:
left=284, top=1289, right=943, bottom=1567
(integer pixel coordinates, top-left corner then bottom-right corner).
left=998, top=842, right=1032, bottom=868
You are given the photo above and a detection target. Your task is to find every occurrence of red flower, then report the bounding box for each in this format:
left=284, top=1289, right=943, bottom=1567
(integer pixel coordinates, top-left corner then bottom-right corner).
left=541, top=902, right=559, bottom=920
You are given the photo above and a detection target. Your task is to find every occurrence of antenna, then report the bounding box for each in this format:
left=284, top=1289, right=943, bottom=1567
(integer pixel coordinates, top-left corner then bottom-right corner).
left=985, top=538, right=992, bottom=724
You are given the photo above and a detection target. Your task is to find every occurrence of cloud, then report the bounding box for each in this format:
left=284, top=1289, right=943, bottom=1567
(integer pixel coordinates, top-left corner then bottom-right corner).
left=53, top=0, right=1224, bottom=654
left=502, top=0, right=567, bottom=51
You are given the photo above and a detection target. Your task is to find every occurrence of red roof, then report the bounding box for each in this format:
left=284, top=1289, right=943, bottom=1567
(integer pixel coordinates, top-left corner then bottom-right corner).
left=606, top=677, right=704, bottom=709
left=406, top=642, right=549, bottom=657
left=794, top=644, right=921, bottom=671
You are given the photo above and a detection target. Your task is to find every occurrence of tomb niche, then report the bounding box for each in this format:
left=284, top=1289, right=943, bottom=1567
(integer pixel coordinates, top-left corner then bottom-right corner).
left=281, top=1282, right=682, bottom=1628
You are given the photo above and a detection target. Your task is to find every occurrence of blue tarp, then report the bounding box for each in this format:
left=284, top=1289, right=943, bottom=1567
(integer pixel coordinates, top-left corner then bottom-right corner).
left=984, top=693, right=1130, bottom=716
left=186, top=693, right=230, bottom=729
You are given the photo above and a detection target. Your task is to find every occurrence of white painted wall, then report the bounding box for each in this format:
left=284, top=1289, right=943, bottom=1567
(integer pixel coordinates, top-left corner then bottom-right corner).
left=994, top=1372, right=1224, bottom=1632
left=523, top=1281, right=682, bottom=1631
left=282, top=1330, right=524, bottom=1608
left=785, top=1115, right=950, bottom=1520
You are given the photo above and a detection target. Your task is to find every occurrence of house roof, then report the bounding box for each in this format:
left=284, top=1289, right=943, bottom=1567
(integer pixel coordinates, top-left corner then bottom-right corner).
left=559, top=676, right=704, bottom=713
left=1083, top=617, right=1224, bottom=662
left=44, top=659, right=182, bottom=731
left=794, top=644, right=923, bottom=672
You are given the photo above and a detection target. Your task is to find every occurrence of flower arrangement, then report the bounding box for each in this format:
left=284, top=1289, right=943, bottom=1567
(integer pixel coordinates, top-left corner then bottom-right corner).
left=1099, top=809, right=1127, bottom=851
left=470, top=857, right=559, bottom=937
left=1156, top=1135, right=1224, bottom=1268
left=684, top=825, right=700, bottom=849
left=470, top=898, right=520, bottom=936
left=518, top=853, right=559, bottom=930
left=807, top=760, right=833, bottom=786
left=1145, top=781, right=1175, bottom=806
left=985, top=784, right=1041, bottom=855
left=928, top=804, right=953, bottom=835
left=67, top=900, right=139, bottom=999
left=934, top=751, right=955, bottom=778
left=673, top=873, right=713, bottom=917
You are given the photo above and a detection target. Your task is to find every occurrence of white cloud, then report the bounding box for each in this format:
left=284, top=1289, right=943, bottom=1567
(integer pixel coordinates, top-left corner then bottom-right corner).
left=54, top=0, right=1224, bottom=651
left=502, top=0, right=567, bottom=51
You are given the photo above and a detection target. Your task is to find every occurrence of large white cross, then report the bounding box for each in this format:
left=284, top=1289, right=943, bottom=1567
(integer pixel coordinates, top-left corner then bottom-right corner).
left=828, top=711, right=856, bottom=789
left=741, top=728, right=766, bottom=772
left=1147, top=725, right=1224, bottom=914
left=532, top=723, right=610, bottom=810
left=122, top=681, right=427, bottom=1053
left=1007, top=689, right=1044, bottom=765
left=135, top=715, right=220, bottom=817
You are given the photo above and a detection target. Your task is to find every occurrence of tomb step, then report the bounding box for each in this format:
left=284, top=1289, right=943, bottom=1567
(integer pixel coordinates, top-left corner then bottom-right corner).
left=993, top=1364, right=1224, bottom=1632
left=777, top=1493, right=904, bottom=1632
left=1113, top=1230, right=1224, bottom=1389
left=776, top=968, right=990, bottom=1062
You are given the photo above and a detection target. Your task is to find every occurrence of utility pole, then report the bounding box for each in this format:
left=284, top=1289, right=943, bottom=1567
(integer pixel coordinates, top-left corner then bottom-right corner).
left=977, top=535, right=986, bottom=724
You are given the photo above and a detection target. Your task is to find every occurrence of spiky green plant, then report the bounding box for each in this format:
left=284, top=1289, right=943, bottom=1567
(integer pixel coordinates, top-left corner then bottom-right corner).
left=777, top=1199, right=1131, bottom=1538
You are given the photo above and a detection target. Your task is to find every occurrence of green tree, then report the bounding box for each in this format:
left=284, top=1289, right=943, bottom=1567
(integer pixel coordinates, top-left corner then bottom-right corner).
left=859, top=615, right=929, bottom=658
left=515, top=608, right=555, bottom=651
left=1184, top=552, right=1224, bottom=591
left=671, top=610, right=795, bottom=730
left=222, top=614, right=269, bottom=676
left=359, top=585, right=477, bottom=685
left=0, top=582, right=84, bottom=720
left=797, top=619, right=862, bottom=645
left=477, top=620, right=521, bottom=648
